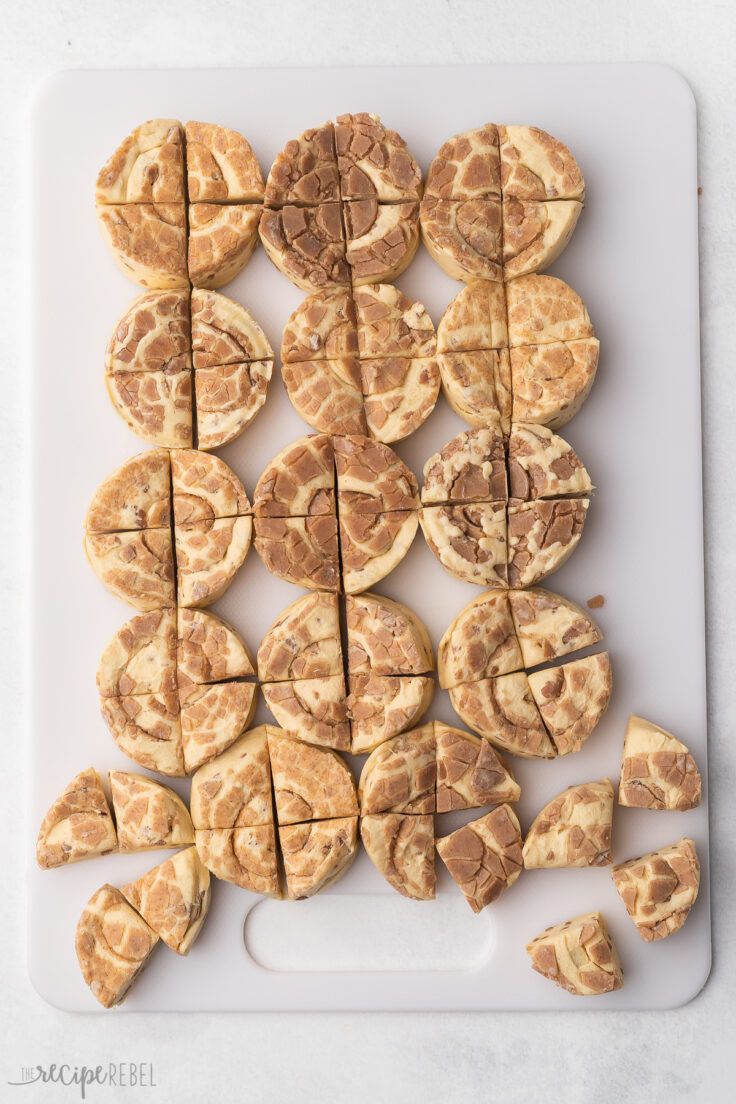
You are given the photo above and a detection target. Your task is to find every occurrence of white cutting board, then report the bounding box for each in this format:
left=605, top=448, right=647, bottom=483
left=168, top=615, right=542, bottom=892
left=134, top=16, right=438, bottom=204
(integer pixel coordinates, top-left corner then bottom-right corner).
left=28, top=64, right=708, bottom=1011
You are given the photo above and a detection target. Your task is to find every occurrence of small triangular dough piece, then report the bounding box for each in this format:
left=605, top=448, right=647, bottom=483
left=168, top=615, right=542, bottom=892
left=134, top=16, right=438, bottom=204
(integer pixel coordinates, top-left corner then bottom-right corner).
left=257, top=592, right=342, bottom=682
left=282, top=358, right=366, bottom=436
left=264, top=123, right=340, bottom=207
left=449, top=672, right=555, bottom=759
left=122, top=846, right=211, bottom=955
left=526, top=912, right=623, bottom=996
left=253, top=434, right=335, bottom=517
left=360, top=356, right=440, bottom=443
left=101, top=691, right=184, bottom=776
left=424, top=124, right=501, bottom=201
left=171, top=448, right=250, bottom=525
left=420, top=503, right=507, bottom=587
left=344, top=199, right=419, bottom=286
left=190, top=725, right=273, bottom=829
left=345, top=592, right=434, bottom=676
left=618, top=715, right=702, bottom=811
left=509, top=587, right=601, bottom=669
left=85, top=530, right=175, bottom=611
left=260, top=203, right=349, bottom=291
left=105, top=289, right=191, bottom=375
left=502, top=198, right=582, bottom=279
left=254, top=515, right=340, bottom=592
left=75, top=885, right=159, bottom=1008
left=612, top=838, right=700, bottom=942
left=437, top=280, right=508, bottom=353
left=188, top=203, right=262, bottom=289
left=498, top=126, right=585, bottom=201
left=436, top=804, right=523, bottom=913
left=506, top=275, right=595, bottom=348
left=108, top=771, right=194, bottom=852
left=354, top=284, right=436, bottom=359
left=175, top=517, right=252, bottom=608
left=528, top=653, right=612, bottom=756
left=335, top=113, right=422, bottom=201
left=335, top=434, right=419, bottom=513
left=177, top=608, right=254, bottom=687
left=436, top=724, right=520, bottom=812
left=522, top=779, right=613, bottom=868
left=106, top=369, right=193, bottom=447
left=267, top=731, right=358, bottom=825
left=510, top=339, right=599, bottom=430
left=281, top=289, right=358, bottom=363
left=439, top=350, right=512, bottom=433
left=422, top=425, right=507, bottom=505
left=262, top=675, right=350, bottom=752
left=339, top=510, right=418, bottom=594
left=420, top=196, right=503, bottom=282
left=96, top=119, right=185, bottom=204
left=361, top=813, right=436, bottom=900
left=359, top=724, right=436, bottom=814
left=195, top=360, right=273, bottom=449
left=508, top=423, right=593, bottom=501
left=195, top=826, right=280, bottom=897
left=348, top=674, right=435, bottom=754
left=185, top=121, right=265, bottom=202
left=506, top=498, right=589, bottom=589
left=279, top=817, right=359, bottom=899
left=190, top=288, right=273, bottom=367
left=85, top=449, right=171, bottom=533
left=180, top=682, right=258, bottom=773
left=438, top=591, right=522, bottom=690
left=36, top=768, right=117, bottom=869
left=96, top=203, right=188, bottom=290
left=98, top=608, right=177, bottom=697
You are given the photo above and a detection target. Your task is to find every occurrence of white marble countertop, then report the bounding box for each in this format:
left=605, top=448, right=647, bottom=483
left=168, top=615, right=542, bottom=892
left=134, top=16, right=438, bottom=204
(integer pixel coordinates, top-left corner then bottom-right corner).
left=2, top=1, right=734, bottom=1100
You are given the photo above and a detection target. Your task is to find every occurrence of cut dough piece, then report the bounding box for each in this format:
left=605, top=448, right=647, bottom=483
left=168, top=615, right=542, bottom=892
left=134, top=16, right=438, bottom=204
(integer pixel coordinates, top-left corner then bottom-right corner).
left=335, top=434, right=419, bottom=514
left=259, top=203, right=348, bottom=291
left=171, top=448, right=250, bottom=525
left=506, top=498, right=589, bottom=589
left=96, top=119, right=185, bottom=204
left=185, top=121, right=265, bottom=202
left=438, top=591, right=523, bottom=690
left=84, top=530, right=175, bottom=611
left=509, top=587, right=602, bottom=669
left=264, top=123, right=339, bottom=207
left=360, top=357, right=440, bottom=443
left=528, top=653, right=612, bottom=756
left=344, top=200, right=419, bottom=286
left=262, top=675, right=350, bottom=751
left=36, top=768, right=117, bottom=869
left=502, top=198, right=582, bottom=279
left=527, top=912, right=623, bottom=996
left=359, top=724, right=436, bottom=815
left=122, top=845, right=211, bottom=955
left=419, top=502, right=507, bottom=587
left=267, top=730, right=358, bottom=825
left=449, top=673, right=555, bottom=759
left=175, top=516, right=253, bottom=607
left=279, top=817, right=359, bottom=899
left=257, top=592, right=342, bottom=682
left=96, top=203, right=188, bottom=290
left=420, top=196, right=503, bottom=282
left=281, top=288, right=358, bottom=363
left=437, top=280, right=508, bottom=353
left=439, top=350, right=512, bottom=433
left=618, top=714, right=702, bottom=811
left=522, top=779, right=613, bottom=868
left=190, top=725, right=272, bottom=829
left=335, top=113, right=422, bottom=202
left=106, top=369, right=193, bottom=447
left=254, top=515, right=340, bottom=592
left=361, top=813, right=436, bottom=900
left=180, top=681, right=258, bottom=773
left=510, top=339, right=599, bottom=430
left=348, top=674, right=434, bottom=754
left=436, top=804, right=523, bottom=913
left=108, top=771, right=194, bottom=852
left=177, top=607, right=254, bottom=687
left=98, top=608, right=177, bottom=697
left=105, top=289, right=191, bottom=376
left=612, top=838, right=700, bottom=942
left=421, top=425, right=507, bottom=505
left=339, top=509, right=418, bottom=594
left=85, top=449, right=171, bottom=533
left=505, top=275, right=594, bottom=348
left=498, top=126, right=585, bottom=201
left=507, top=423, right=593, bottom=501
left=75, top=885, right=159, bottom=1008
left=354, top=284, right=436, bottom=359
left=195, top=826, right=281, bottom=897
left=436, top=723, right=520, bottom=812
left=100, top=691, right=184, bottom=777
left=345, top=592, right=434, bottom=676
left=190, top=288, right=272, bottom=367
left=253, top=434, right=335, bottom=517
left=188, top=203, right=262, bottom=289
left=195, top=360, right=273, bottom=449
left=282, top=358, right=366, bottom=436
left=424, top=125, right=501, bottom=201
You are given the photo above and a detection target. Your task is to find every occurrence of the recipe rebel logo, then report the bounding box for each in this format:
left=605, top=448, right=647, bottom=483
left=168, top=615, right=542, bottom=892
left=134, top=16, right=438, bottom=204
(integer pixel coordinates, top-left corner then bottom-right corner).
left=7, top=1063, right=157, bottom=1098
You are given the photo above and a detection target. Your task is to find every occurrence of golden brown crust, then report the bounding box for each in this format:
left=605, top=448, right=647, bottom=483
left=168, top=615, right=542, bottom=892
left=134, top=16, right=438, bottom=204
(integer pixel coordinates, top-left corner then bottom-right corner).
left=262, top=676, right=350, bottom=751
left=254, top=515, right=340, bottom=592
left=190, top=726, right=273, bottom=829
left=96, top=119, right=185, bottom=204
left=180, top=681, right=258, bottom=773
left=257, top=593, right=342, bottom=682
left=526, top=912, right=623, bottom=996
left=347, top=673, right=435, bottom=754
left=506, top=275, right=594, bottom=348
left=522, top=779, right=613, bottom=868
left=435, top=724, right=520, bottom=812
left=618, top=715, right=702, bottom=811
left=422, top=426, right=508, bottom=506
left=85, top=530, right=176, bottom=611
left=282, top=358, right=366, bottom=436
left=437, top=280, right=508, bottom=353
left=171, top=448, right=250, bottom=525
left=436, top=805, right=523, bottom=913
left=106, top=369, right=193, bottom=448
left=253, top=435, right=335, bottom=517
left=510, top=339, right=599, bottom=430
left=498, top=126, right=585, bottom=201
left=259, top=203, right=349, bottom=291
left=344, top=200, right=419, bottom=286
left=354, top=284, right=436, bottom=359
left=195, top=826, right=281, bottom=897
left=527, top=653, right=612, bottom=756
left=359, top=724, right=436, bottom=815
left=122, top=846, right=210, bottom=955
left=279, top=817, right=358, bottom=899
left=185, top=121, right=265, bottom=202
left=105, top=290, right=191, bottom=376
left=502, top=197, right=582, bottom=279
left=424, top=125, right=501, bottom=201
left=345, top=592, right=434, bottom=676
left=97, top=608, right=177, bottom=697
left=264, top=123, right=340, bottom=207
left=420, top=196, right=502, bottom=282
left=75, top=885, right=159, bottom=1008
left=96, top=203, right=188, bottom=290
left=339, top=510, right=418, bottom=594
left=506, top=498, right=589, bottom=589
left=439, top=350, right=512, bottom=432
left=507, top=423, right=593, bottom=500
left=334, top=434, right=419, bottom=514
left=449, top=673, right=555, bottom=759
left=508, top=587, right=602, bottom=669
left=438, top=591, right=523, bottom=690
left=177, top=607, right=254, bottom=686
left=612, top=838, right=700, bottom=941
left=361, top=813, right=436, bottom=900
left=195, top=360, right=273, bottom=448
left=335, top=113, right=422, bottom=202
left=100, top=691, right=185, bottom=776
left=281, top=289, right=358, bottom=363
left=187, top=203, right=261, bottom=289
left=175, top=517, right=253, bottom=608
left=190, top=288, right=272, bottom=367
left=108, top=771, right=194, bottom=852
left=85, top=450, right=171, bottom=533
left=419, top=502, right=507, bottom=587
left=268, top=731, right=358, bottom=825
left=36, top=769, right=117, bottom=869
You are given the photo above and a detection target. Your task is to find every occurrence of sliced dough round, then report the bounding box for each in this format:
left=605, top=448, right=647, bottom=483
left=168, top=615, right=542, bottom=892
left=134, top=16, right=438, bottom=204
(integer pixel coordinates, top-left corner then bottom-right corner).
left=420, top=196, right=502, bottom=282
left=264, top=122, right=340, bottom=207
left=75, top=885, right=159, bottom=1008
left=340, top=509, right=418, bottom=594
left=618, top=714, right=702, bottom=811
left=106, top=369, right=193, bottom=447
left=419, top=503, right=507, bottom=587
left=612, top=838, right=700, bottom=942
left=522, top=779, right=613, bottom=868
left=190, top=725, right=272, bottom=829
left=175, top=517, right=253, bottom=608
left=527, top=652, right=612, bottom=756
left=177, top=607, right=254, bottom=687
left=502, top=197, right=582, bottom=279
left=344, top=200, right=419, bottom=285
left=85, top=449, right=171, bottom=533
left=436, top=804, right=523, bottom=913
left=506, top=498, right=589, bottom=589
left=36, top=768, right=117, bottom=870
left=195, top=826, right=280, bottom=897
left=282, top=358, right=366, bottom=436
left=185, top=121, right=265, bottom=202
left=437, top=280, right=508, bottom=353
left=96, top=203, right=188, bottom=290
left=262, top=676, right=350, bottom=751
left=108, top=771, right=194, bottom=853
left=438, top=591, right=523, bottom=690
left=422, top=426, right=507, bottom=505
left=279, top=817, right=358, bottom=899
left=424, top=124, right=501, bottom=201
left=259, top=203, right=348, bottom=291
left=510, top=339, right=599, bottom=430
left=359, top=724, right=436, bottom=815
left=105, top=289, right=191, bottom=376
left=122, top=845, right=210, bottom=955
left=254, top=515, right=340, bottom=592
left=85, top=530, right=175, bottom=611
left=171, top=448, right=250, bottom=525
left=98, top=608, right=177, bottom=697
left=360, top=813, right=436, bottom=900
left=191, top=288, right=272, bottom=366
left=498, top=126, right=585, bottom=201
left=507, top=423, right=593, bottom=501
left=267, top=730, right=358, bottom=825
left=96, top=119, right=185, bottom=204
left=440, top=350, right=512, bottom=432
left=347, top=674, right=435, bottom=754
left=257, top=592, right=342, bottom=682
left=335, top=113, right=422, bottom=202
left=449, top=673, right=555, bottom=759
left=281, top=289, right=358, bottom=363
left=435, top=723, right=520, bottom=812
left=334, top=434, right=419, bottom=513
left=188, top=203, right=262, bottom=289
left=360, top=356, right=440, bottom=443
left=195, top=359, right=273, bottom=449
left=345, top=592, right=434, bottom=676
left=354, top=284, right=436, bottom=359
left=253, top=434, right=335, bottom=517
left=526, top=911, right=623, bottom=996
left=180, top=681, right=258, bottom=773
left=508, top=587, right=601, bottom=670
left=506, top=274, right=594, bottom=348
left=101, top=691, right=184, bottom=776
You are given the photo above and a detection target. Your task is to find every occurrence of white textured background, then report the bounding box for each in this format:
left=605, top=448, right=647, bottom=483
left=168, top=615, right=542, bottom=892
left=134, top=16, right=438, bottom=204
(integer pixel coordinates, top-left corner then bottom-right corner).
left=2, top=1, right=735, bottom=1101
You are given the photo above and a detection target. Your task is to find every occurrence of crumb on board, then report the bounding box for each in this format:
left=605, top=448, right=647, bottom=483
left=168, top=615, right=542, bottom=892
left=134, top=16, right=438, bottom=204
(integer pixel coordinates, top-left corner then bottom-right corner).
left=587, top=594, right=605, bottom=609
